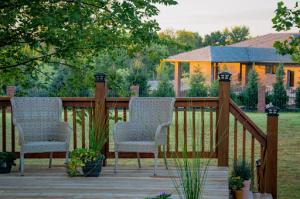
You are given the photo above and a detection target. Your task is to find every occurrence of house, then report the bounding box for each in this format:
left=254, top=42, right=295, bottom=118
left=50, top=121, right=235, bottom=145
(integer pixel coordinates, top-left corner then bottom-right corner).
left=162, top=33, right=300, bottom=97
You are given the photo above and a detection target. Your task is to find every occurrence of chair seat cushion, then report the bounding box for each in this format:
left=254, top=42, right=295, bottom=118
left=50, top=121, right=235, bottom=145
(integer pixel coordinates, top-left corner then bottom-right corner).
left=116, top=141, right=157, bottom=153
left=23, top=141, right=68, bottom=153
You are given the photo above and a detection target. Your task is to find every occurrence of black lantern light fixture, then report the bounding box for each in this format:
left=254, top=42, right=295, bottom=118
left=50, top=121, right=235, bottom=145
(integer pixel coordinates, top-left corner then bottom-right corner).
left=94, top=73, right=106, bottom=82
left=265, top=103, right=279, bottom=116
left=218, top=71, right=232, bottom=81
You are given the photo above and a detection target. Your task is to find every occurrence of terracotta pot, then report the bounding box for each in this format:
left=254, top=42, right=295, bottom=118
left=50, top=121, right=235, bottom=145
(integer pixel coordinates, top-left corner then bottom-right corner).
left=234, top=190, right=243, bottom=199
left=242, top=180, right=251, bottom=199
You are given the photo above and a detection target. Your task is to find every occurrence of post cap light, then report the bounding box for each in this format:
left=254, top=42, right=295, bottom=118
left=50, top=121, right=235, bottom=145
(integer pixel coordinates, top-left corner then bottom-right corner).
left=218, top=71, right=232, bottom=82
left=94, top=73, right=106, bottom=82
left=265, top=103, right=279, bottom=116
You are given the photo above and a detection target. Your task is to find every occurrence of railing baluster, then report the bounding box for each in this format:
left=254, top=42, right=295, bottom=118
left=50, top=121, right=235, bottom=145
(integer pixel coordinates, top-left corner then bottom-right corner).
left=210, top=108, right=213, bottom=153
left=167, top=127, right=170, bottom=152
left=2, top=106, right=6, bottom=152
left=201, top=107, right=205, bottom=152
left=183, top=107, right=187, bottom=152
left=192, top=107, right=196, bottom=151
left=89, top=108, right=93, bottom=147
left=243, top=126, right=246, bottom=161
left=175, top=107, right=178, bottom=153
left=215, top=106, right=219, bottom=152
left=81, top=108, right=85, bottom=148
left=251, top=135, right=255, bottom=180
left=123, top=108, right=127, bottom=121
left=234, top=118, right=238, bottom=164
left=11, top=111, right=15, bottom=152
left=64, top=107, right=68, bottom=122
left=114, top=108, right=118, bottom=123
left=72, top=107, right=77, bottom=149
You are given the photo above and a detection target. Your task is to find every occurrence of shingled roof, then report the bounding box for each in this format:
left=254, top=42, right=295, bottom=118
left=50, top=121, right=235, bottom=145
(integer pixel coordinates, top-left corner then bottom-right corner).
left=164, top=33, right=298, bottom=63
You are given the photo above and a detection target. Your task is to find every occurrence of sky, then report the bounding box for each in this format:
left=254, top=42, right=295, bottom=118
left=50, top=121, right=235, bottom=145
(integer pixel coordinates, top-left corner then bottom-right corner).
left=156, top=0, right=297, bottom=37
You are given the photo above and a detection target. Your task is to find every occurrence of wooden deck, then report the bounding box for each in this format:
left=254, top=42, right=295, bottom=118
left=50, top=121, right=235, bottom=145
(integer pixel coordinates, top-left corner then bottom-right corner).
left=0, top=164, right=229, bottom=199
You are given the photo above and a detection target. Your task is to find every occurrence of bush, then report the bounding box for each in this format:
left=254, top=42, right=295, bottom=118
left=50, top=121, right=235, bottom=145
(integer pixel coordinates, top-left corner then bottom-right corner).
left=271, top=64, right=288, bottom=109
left=186, top=71, right=208, bottom=97
left=152, top=76, right=175, bottom=97
left=232, top=160, right=251, bottom=181
left=209, top=80, right=219, bottom=97
left=107, top=69, right=129, bottom=97
left=127, top=69, right=149, bottom=97
left=243, top=70, right=258, bottom=110
left=296, top=87, right=300, bottom=108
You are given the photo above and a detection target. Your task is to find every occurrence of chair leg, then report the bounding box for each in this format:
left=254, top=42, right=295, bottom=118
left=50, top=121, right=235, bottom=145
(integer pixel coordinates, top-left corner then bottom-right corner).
left=114, top=152, right=118, bottom=174
left=163, top=145, right=168, bottom=170
left=20, top=152, right=24, bottom=176
left=153, top=151, right=158, bottom=176
left=65, top=150, right=69, bottom=164
left=137, top=152, right=141, bottom=169
left=49, top=152, right=53, bottom=168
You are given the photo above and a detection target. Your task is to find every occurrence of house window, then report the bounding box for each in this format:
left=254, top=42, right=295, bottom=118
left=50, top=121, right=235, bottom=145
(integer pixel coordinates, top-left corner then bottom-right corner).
left=287, top=70, right=295, bottom=87
left=265, top=65, right=276, bottom=74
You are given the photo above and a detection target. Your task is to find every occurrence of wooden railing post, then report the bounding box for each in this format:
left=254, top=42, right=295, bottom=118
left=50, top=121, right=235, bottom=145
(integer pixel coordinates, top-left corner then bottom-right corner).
left=94, top=73, right=108, bottom=166
left=265, top=104, right=279, bottom=199
left=217, top=72, right=231, bottom=167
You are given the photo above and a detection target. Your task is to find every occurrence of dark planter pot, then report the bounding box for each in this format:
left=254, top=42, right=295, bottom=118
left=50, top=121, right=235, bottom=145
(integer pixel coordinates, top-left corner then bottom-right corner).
left=0, top=161, right=13, bottom=174
left=82, top=159, right=102, bottom=177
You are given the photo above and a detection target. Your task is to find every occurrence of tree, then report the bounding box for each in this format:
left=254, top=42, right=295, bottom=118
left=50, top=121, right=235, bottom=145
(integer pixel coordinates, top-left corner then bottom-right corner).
left=175, top=30, right=203, bottom=49
left=0, top=0, right=177, bottom=72
left=186, top=70, right=208, bottom=97
left=271, top=64, right=288, bottom=109
left=152, top=65, right=175, bottom=97
left=127, top=68, right=149, bottom=97
left=272, top=1, right=300, bottom=63
left=229, top=26, right=250, bottom=43
left=243, top=70, right=258, bottom=110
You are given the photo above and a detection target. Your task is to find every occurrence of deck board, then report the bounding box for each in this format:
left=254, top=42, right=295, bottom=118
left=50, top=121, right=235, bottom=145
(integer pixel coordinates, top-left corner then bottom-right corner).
left=0, top=165, right=229, bottom=199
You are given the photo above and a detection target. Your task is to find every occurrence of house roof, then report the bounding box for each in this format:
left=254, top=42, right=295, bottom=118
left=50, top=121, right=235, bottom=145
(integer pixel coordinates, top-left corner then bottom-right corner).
left=164, top=33, right=299, bottom=64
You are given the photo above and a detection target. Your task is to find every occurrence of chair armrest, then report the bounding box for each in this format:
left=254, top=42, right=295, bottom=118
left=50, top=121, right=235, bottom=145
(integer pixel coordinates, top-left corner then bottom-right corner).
left=113, top=122, right=143, bottom=143
left=155, top=122, right=171, bottom=144
left=15, top=123, right=25, bottom=145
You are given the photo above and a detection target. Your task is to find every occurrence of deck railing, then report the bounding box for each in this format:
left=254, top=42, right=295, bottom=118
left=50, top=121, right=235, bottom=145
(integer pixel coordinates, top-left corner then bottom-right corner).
left=0, top=72, right=278, bottom=199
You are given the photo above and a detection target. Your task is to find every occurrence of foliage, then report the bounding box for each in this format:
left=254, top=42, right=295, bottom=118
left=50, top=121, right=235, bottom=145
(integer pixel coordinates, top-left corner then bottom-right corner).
left=271, top=64, right=288, bottom=109
left=186, top=71, right=208, bottom=97
left=0, top=152, right=16, bottom=165
left=272, top=1, right=300, bottom=63
left=232, top=160, right=251, bottom=181
left=106, top=69, right=130, bottom=97
left=296, top=87, right=300, bottom=108
left=229, top=176, right=244, bottom=190
left=152, top=66, right=175, bottom=97
left=67, top=148, right=104, bottom=177
left=172, top=150, right=209, bottom=199
left=243, top=70, right=259, bottom=110
left=0, top=0, right=177, bottom=72
left=145, top=192, right=172, bottom=199
left=127, top=68, right=149, bottom=97
left=209, top=80, right=219, bottom=97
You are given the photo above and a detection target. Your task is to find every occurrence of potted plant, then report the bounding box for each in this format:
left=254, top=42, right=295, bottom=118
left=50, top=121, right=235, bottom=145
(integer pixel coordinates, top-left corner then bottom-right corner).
left=229, top=176, right=244, bottom=199
left=0, top=152, right=16, bottom=173
left=232, top=161, right=251, bottom=199
left=67, top=102, right=108, bottom=177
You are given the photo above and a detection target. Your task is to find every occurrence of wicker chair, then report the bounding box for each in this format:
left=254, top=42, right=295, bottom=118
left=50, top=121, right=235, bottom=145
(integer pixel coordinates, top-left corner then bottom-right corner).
left=113, top=97, right=175, bottom=176
left=11, top=97, right=71, bottom=175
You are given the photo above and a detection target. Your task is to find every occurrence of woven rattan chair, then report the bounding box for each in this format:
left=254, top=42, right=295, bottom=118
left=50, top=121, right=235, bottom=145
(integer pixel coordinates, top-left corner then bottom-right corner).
left=11, top=97, right=71, bottom=175
left=113, top=97, right=175, bottom=176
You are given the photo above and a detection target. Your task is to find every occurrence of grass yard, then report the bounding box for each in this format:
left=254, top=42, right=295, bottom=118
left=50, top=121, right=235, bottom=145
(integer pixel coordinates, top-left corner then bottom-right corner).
left=0, top=111, right=299, bottom=199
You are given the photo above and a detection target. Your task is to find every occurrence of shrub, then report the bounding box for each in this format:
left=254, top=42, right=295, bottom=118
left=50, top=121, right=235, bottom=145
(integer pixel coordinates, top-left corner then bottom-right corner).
left=243, top=70, right=258, bottom=110
left=209, top=80, right=219, bottom=97
left=186, top=71, right=208, bottom=97
left=152, top=76, right=175, bottom=97
left=107, top=69, right=129, bottom=97
left=229, top=176, right=244, bottom=190
left=271, top=63, right=288, bottom=109
left=127, top=69, right=149, bottom=97
left=296, top=87, right=300, bottom=108
left=232, top=160, right=251, bottom=181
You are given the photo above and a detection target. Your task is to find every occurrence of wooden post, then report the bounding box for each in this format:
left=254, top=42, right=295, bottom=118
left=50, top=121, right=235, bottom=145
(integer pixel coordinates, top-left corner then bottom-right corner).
left=265, top=104, right=279, bottom=199
left=94, top=73, right=109, bottom=166
left=217, top=71, right=231, bottom=167
left=174, top=62, right=181, bottom=97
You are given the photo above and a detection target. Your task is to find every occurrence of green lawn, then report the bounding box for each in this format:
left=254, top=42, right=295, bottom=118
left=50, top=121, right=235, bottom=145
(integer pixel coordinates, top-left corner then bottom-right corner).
left=0, top=111, right=299, bottom=199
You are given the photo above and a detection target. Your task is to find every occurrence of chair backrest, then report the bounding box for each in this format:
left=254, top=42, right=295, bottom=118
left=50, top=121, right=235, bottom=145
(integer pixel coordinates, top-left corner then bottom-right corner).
left=11, top=97, right=62, bottom=124
left=129, top=97, right=175, bottom=125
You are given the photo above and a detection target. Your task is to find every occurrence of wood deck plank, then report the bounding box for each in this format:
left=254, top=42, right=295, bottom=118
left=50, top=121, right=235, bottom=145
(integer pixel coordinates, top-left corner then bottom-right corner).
left=0, top=165, right=229, bottom=199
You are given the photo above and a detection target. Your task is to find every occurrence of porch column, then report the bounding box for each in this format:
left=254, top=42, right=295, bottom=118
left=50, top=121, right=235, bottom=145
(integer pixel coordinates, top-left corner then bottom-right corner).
left=174, top=61, right=182, bottom=97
